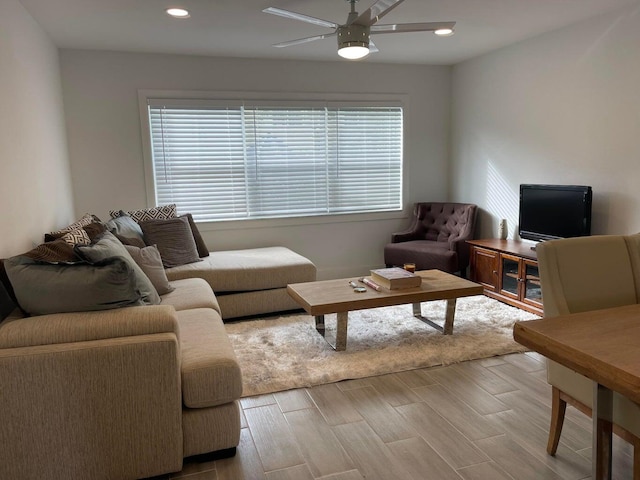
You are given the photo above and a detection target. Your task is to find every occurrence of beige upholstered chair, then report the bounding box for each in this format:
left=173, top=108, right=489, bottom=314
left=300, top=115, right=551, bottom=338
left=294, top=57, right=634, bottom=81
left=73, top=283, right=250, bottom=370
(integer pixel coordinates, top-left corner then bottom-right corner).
left=537, top=234, right=640, bottom=467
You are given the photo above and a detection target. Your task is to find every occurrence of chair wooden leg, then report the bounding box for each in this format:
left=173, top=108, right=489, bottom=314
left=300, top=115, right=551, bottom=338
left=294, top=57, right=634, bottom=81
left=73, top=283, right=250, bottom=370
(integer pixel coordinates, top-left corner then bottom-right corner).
left=633, top=438, right=640, bottom=480
left=547, top=386, right=567, bottom=455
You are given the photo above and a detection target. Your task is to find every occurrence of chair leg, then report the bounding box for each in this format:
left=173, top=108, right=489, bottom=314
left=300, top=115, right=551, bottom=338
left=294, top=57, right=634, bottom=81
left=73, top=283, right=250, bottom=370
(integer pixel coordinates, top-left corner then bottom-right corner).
left=633, top=438, right=640, bottom=480
left=547, top=386, right=567, bottom=455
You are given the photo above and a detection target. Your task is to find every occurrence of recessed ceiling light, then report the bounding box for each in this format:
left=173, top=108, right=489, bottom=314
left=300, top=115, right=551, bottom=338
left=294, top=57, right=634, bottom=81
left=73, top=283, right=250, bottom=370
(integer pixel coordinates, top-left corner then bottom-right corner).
left=166, top=7, right=190, bottom=19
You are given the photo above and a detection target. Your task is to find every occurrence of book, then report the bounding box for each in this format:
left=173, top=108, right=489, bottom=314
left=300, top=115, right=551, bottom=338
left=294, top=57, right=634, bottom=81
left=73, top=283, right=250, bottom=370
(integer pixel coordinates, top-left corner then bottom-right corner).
left=370, top=267, right=422, bottom=290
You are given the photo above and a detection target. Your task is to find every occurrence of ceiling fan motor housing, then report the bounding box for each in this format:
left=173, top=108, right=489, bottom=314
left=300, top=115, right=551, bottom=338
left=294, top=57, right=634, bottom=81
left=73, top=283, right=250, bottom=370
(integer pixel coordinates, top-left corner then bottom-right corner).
left=337, top=24, right=370, bottom=49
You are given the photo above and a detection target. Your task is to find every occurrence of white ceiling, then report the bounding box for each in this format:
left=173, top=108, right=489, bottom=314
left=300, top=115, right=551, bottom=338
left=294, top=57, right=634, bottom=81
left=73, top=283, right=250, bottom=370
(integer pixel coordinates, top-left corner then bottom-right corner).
left=19, top=0, right=636, bottom=65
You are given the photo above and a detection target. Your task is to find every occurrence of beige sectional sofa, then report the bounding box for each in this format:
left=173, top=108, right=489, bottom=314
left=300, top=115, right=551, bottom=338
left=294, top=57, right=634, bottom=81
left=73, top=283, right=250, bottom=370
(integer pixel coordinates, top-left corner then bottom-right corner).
left=0, top=243, right=316, bottom=479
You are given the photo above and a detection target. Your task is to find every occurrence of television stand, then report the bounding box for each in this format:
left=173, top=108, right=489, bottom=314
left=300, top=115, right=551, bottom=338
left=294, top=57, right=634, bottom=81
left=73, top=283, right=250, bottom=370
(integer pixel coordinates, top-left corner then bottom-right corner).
left=467, top=239, right=543, bottom=316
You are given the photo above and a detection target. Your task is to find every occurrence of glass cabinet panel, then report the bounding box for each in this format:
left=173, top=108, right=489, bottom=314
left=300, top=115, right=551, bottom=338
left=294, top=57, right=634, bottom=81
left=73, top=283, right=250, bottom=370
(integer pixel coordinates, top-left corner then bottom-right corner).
left=524, top=263, right=542, bottom=304
left=501, top=257, right=519, bottom=296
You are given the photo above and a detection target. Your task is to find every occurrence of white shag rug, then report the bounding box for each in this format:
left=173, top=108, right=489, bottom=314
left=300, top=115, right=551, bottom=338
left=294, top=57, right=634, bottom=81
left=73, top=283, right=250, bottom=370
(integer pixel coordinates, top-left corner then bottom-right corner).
left=225, top=295, right=539, bottom=397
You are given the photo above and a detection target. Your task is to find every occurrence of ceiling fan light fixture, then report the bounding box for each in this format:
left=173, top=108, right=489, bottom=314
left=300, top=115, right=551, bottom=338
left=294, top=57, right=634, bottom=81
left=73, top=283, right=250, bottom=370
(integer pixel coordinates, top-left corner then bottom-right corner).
left=166, top=7, right=190, bottom=19
left=337, top=24, right=370, bottom=60
left=434, top=28, right=454, bottom=36
left=338, top=43, right=370, bottom=60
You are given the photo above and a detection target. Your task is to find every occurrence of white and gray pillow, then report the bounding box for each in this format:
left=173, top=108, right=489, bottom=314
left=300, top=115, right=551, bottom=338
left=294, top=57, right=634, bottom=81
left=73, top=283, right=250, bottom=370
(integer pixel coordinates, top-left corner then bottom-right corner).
left=109, top=204, right=177, bottom=223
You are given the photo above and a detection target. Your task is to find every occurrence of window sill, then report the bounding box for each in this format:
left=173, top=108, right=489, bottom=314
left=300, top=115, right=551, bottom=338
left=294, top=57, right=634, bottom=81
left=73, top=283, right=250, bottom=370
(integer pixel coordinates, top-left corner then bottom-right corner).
left=196, top=210, right=407, bottom=232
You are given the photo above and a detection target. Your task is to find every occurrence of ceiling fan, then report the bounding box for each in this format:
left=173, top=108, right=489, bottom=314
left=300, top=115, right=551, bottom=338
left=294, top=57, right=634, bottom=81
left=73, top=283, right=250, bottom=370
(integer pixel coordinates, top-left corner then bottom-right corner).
left=263, top=0, right=456, bottom=60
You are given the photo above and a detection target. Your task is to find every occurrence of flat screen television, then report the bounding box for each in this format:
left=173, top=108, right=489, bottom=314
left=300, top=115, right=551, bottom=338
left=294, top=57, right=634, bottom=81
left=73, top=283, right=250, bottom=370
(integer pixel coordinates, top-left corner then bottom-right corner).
left=519, top=184, right=592, bottom=242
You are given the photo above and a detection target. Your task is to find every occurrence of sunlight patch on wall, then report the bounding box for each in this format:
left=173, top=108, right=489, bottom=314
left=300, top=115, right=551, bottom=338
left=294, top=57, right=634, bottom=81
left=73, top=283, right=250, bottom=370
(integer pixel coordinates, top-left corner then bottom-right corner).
left=487, top=162, right=519, bottom=239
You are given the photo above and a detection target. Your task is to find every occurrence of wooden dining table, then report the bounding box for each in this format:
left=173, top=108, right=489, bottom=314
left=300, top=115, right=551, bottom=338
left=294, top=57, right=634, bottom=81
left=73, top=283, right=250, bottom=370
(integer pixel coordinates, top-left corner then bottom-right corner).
left=513, top=303, right=640, bottom=480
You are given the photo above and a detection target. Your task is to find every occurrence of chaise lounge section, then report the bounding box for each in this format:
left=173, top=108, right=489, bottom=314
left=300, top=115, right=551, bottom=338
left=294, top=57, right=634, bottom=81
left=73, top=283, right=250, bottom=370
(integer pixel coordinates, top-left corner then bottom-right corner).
left=166, top=246, right=317, bottom=319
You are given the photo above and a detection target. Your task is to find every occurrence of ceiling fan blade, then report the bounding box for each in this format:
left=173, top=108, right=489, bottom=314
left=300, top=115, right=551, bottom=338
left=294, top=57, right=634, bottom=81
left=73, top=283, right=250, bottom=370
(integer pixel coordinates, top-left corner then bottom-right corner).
left=263, top=7, right=338, bottom=29
left=368, top=41, right=379, bottom=54
left=273, top=32, right=336, bottom=48
left=350, top=0, right=405, bottom=26
left=371, top=21, right=456, bottom=34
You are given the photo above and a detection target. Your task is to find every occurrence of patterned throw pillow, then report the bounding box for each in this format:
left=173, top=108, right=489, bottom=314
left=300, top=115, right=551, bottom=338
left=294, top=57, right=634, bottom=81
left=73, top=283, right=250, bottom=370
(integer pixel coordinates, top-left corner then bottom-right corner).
left=109, top=204, right=177, bottom=224
left=48, top=213, right=95, bottom=236
left=21, top=239, right=80, bottom=263
left=60, top=229, right=91, bottom=246
left=44, top=214, right=102, bottom=243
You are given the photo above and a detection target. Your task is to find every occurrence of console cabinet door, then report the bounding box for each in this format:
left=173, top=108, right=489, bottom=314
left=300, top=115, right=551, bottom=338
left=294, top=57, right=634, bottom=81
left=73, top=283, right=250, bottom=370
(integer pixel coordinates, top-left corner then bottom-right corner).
left=522, top=260, right=543, bottom=309
left=470, top=246, right=499, bottom=292
left=499, top=253, right=522, bottom=301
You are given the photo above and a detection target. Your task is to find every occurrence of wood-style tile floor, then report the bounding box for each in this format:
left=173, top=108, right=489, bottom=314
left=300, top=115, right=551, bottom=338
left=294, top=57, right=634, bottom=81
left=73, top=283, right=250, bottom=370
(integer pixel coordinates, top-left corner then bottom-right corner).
left=168, top=352, right=633, bottom=480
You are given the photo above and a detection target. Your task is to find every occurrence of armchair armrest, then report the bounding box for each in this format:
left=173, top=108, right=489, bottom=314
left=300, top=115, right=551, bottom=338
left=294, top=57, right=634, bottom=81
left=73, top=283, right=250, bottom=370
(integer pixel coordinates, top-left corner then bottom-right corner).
left=391, top=229, right=422, bottom=243
left=0, top=305, right=179, bottom=349
left=0, top=334, right=183, bottom=479
left=390, top=204, right=427, bottom=243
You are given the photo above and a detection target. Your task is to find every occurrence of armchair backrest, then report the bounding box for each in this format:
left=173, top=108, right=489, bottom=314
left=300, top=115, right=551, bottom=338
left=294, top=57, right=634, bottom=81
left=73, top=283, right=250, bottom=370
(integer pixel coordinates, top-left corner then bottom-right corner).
left=413, top=202, right=478, bottom=243
left=537, top=234, right=640, bottom=317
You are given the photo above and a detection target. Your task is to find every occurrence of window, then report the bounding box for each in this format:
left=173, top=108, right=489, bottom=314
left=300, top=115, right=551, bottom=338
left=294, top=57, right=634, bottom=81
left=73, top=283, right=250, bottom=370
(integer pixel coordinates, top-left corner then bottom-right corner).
left=146, top=99, right=403, bottom=222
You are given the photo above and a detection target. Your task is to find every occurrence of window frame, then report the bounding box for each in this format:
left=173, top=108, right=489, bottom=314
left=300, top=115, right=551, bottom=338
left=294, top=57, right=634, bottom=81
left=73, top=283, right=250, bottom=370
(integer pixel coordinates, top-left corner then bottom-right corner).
left=138, top=89, right=409, bottom=230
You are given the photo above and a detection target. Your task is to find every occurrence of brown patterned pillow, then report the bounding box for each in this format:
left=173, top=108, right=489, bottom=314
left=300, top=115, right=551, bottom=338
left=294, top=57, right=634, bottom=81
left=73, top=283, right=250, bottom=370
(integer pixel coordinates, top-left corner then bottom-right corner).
left=44, top=214, right=102, bottom=242
left=139, top=216, right=201, bottom=268
left=21, top=239, right=81, bottom=263
left=109, top=204, right=177, bottom=224
left=60, top=229, right=91, bottom=246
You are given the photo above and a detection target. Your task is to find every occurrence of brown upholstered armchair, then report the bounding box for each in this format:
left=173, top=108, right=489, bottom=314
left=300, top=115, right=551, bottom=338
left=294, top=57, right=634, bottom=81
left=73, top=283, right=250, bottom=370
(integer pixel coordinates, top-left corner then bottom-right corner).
left=384, top=202, right=478, bottom=277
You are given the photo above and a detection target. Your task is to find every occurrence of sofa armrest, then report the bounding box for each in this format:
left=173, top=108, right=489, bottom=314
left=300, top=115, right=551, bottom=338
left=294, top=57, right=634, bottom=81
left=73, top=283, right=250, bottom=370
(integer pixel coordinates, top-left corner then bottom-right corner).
left=0, top=305, right=179, bottom=349
left=0, top=333, right=183, bottom=479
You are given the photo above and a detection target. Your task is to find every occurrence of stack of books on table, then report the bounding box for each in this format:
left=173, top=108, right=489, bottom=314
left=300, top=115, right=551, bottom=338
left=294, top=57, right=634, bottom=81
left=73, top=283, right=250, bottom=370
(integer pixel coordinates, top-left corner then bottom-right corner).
left=370, top=267, right=422, bottom=290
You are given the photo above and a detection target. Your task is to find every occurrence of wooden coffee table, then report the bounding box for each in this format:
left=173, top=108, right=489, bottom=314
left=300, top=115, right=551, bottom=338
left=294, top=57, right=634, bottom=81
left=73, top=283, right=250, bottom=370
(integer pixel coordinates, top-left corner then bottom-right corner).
left=287, top=269, right=483, bottom=351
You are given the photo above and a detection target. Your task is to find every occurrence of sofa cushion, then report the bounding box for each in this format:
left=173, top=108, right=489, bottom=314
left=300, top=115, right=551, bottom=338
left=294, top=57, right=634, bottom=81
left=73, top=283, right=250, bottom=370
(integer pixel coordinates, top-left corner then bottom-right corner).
left=165, top=246, right=316, bottom=292
left=176, top=308, right=242, bottom=408
left=76, top=232, right=161, bottom=305
left=161, top=278, right=221, bottom=316
left=140, top=217, right=201, bottom=268
left=0, top=305, right=179, bottom=349
left=4, top=256, right=144, bottom=315
left=384, top=240, right=457, bottom=273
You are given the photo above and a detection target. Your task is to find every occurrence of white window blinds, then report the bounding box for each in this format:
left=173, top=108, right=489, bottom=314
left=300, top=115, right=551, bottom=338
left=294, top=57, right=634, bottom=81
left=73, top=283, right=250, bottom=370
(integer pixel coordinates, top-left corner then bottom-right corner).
left=148, top=101, right=402, bottom=222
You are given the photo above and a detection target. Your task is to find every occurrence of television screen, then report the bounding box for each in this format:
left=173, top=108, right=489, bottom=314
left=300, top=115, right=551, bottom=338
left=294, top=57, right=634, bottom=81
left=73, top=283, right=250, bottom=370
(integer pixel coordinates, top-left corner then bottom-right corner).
left=519, top=184, right=592, bottom=242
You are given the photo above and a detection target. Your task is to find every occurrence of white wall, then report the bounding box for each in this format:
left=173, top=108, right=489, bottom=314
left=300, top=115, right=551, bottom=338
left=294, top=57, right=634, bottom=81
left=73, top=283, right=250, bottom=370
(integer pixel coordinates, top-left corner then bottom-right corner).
left=0, top=0, right=74, bottom=257
left=59, top=51, right=451, bottom=278
left=451, top=3, right=640, bottom=240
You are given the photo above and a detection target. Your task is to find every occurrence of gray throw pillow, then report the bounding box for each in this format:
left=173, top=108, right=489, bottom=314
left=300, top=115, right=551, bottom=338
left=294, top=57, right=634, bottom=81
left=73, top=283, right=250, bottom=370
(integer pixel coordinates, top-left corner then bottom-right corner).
left=140, top=216, right=201, bottom=268
left=4, top=256, right=143, bottom=316
left=105, top=212, right=146, bottom=247
left=75, top=231, right=161, bottom=305
left=181, top=213, right=209, bottom=258
left=124, top=244, right=175, bottom=296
